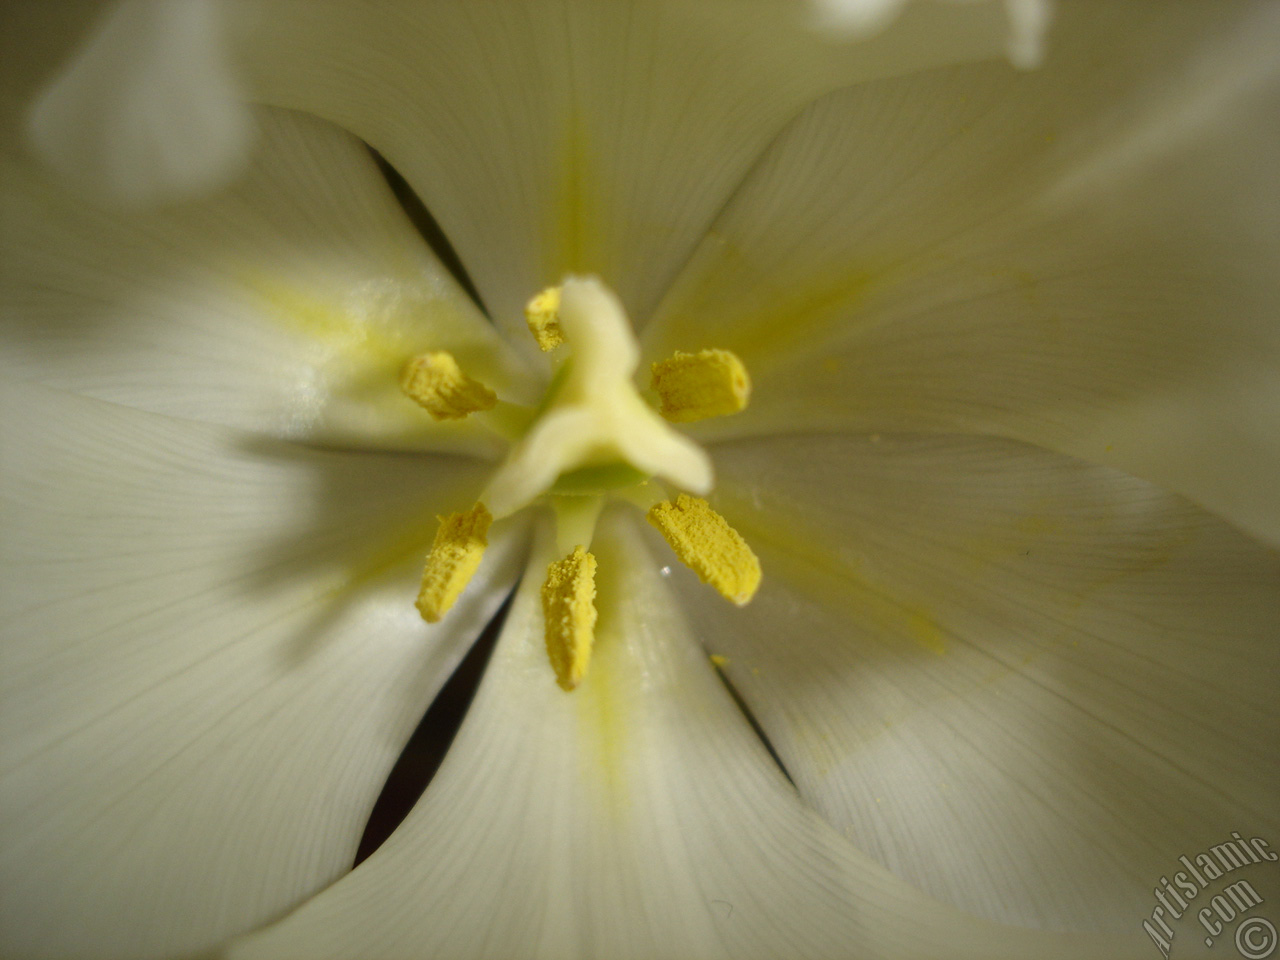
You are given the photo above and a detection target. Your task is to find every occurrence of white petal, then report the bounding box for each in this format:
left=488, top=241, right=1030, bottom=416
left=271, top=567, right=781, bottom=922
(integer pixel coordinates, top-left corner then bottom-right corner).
left=24, top=0, right=254, bottom=206
left=669, top=432, right=1280, bottom=931
left=2, top=105, right=531, bottom=456
left=644, top=0, right=1280, bottom=546
left=1001, top=0, right=1053, bottom=69
left=226, top=0, right=1013, bottom=351
left=811, top=0, right=1052, bottom=69
left=0, top=381, right=527, bottom=960
left=227, top=510, right=1138, bottom=960
left=809, top=0, right=909, bottom=35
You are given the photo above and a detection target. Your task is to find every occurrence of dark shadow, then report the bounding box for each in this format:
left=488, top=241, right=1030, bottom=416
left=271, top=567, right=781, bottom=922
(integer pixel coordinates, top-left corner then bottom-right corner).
left=712, top=659, right=795, bottom=787
left=370, top=148, right=489, bottom=318
left=354, top=588, right=517, bottom=866
left=225, top=434, right=493, bottom=666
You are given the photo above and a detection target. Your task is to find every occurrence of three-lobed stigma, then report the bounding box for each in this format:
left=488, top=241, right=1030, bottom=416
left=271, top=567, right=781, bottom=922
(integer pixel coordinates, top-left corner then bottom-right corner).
left=402, top=276, right=761, bottom=690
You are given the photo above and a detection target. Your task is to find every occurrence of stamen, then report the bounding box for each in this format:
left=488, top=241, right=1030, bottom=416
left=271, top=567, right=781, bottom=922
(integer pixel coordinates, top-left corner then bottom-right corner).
left=525, top=286, right=564, bottom=352
left=647, top=494, right=761, bottom=605
left=541, top=545, right=598, bottom=690
left=416, top=503, right=492, bottom=622
left=401, top=352, right=496, bottom=420
left=650, top=349, right=750, bottom=423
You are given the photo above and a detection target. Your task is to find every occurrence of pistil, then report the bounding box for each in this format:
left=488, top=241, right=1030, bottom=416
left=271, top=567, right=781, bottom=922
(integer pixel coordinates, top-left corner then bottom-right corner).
left=481, top=278, right=711, bottom=519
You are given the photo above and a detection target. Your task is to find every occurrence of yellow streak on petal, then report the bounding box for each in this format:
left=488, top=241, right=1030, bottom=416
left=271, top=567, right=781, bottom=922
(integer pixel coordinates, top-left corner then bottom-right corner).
left=551, top=115, right=604, bottom=280
left=401, top=352, right=497, bottom=421
left=416, top=503, right=492, bottom=622
left=646, top=494, right=761, bottom=606
left=525, top=286, right=565, bottom=352
left=645, top=254, right=876, bottom=383
left=716, top=492, right=947, bottom=656
left=650, top=348, right=751, bottom=423
left=542, top=546, right=598, bottom=691
left=242, top=271, right=408, bottom=363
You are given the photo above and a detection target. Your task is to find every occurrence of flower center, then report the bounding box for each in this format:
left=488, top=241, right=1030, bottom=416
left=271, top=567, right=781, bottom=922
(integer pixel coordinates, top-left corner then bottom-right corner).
left=401, top=276, right=759, bottom=690
left=483, top=278, right=714, bottom=519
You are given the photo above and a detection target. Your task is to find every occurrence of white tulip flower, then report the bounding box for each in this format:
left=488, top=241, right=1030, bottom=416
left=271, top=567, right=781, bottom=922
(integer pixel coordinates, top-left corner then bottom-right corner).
left=1, top=2, right=1277, bottom=959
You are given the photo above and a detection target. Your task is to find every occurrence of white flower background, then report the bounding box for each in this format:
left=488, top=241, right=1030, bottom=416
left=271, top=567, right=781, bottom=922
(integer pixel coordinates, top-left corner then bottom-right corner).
left=1, top=1, right=1278, bottom=958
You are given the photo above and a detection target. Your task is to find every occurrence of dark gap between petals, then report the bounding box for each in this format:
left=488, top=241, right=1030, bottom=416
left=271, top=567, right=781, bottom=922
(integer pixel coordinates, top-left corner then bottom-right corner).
left=711, top=663, right=795, bottom=788
left=354, top=587, right=516, bottom=866
left=369, top=147, right=490, bottom=319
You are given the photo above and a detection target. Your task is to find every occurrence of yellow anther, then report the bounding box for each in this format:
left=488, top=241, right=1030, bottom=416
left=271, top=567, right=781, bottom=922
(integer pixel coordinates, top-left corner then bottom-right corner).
left=541, top=545, right=598, bottom=691
left=647, top=494, right=760, bottom=606
left=416, top=503, right=492, bottom=622
left=525, top=286, right=564, bottom=351
left=401, top=352, right=496, bottom=421
left=650, top=349, right=750, bottom=423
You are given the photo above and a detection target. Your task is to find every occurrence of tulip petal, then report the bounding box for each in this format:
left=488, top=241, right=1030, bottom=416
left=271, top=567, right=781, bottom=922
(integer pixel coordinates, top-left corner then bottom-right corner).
left=226, top=509, right=1142, bottom=960
left=227, top=0, right=1015, bottom=354
left=645, top=0, right=1280, bottom=546
left=22, top=0, right=254, bottom=206
left=1, top=105, right=530, bottom=456
left=669, top=432, right=1280, bottom=931
left=811, top=0, right=1053, bottom=70
left=0, top=381, right=527, bottom=960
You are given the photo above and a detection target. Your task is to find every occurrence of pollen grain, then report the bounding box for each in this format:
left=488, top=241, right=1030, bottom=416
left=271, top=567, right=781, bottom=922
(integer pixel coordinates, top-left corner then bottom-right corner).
left=416, top=503, right=492, bottom=622
left=541, top=545, right=598, bottom=690
left=650, top=349, right=750, bottom=423
left=525, top=286, right=565, bottom=352
left=647, top=494, right=760, bottom=605
left=401, top=352, right=496, bottom=420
